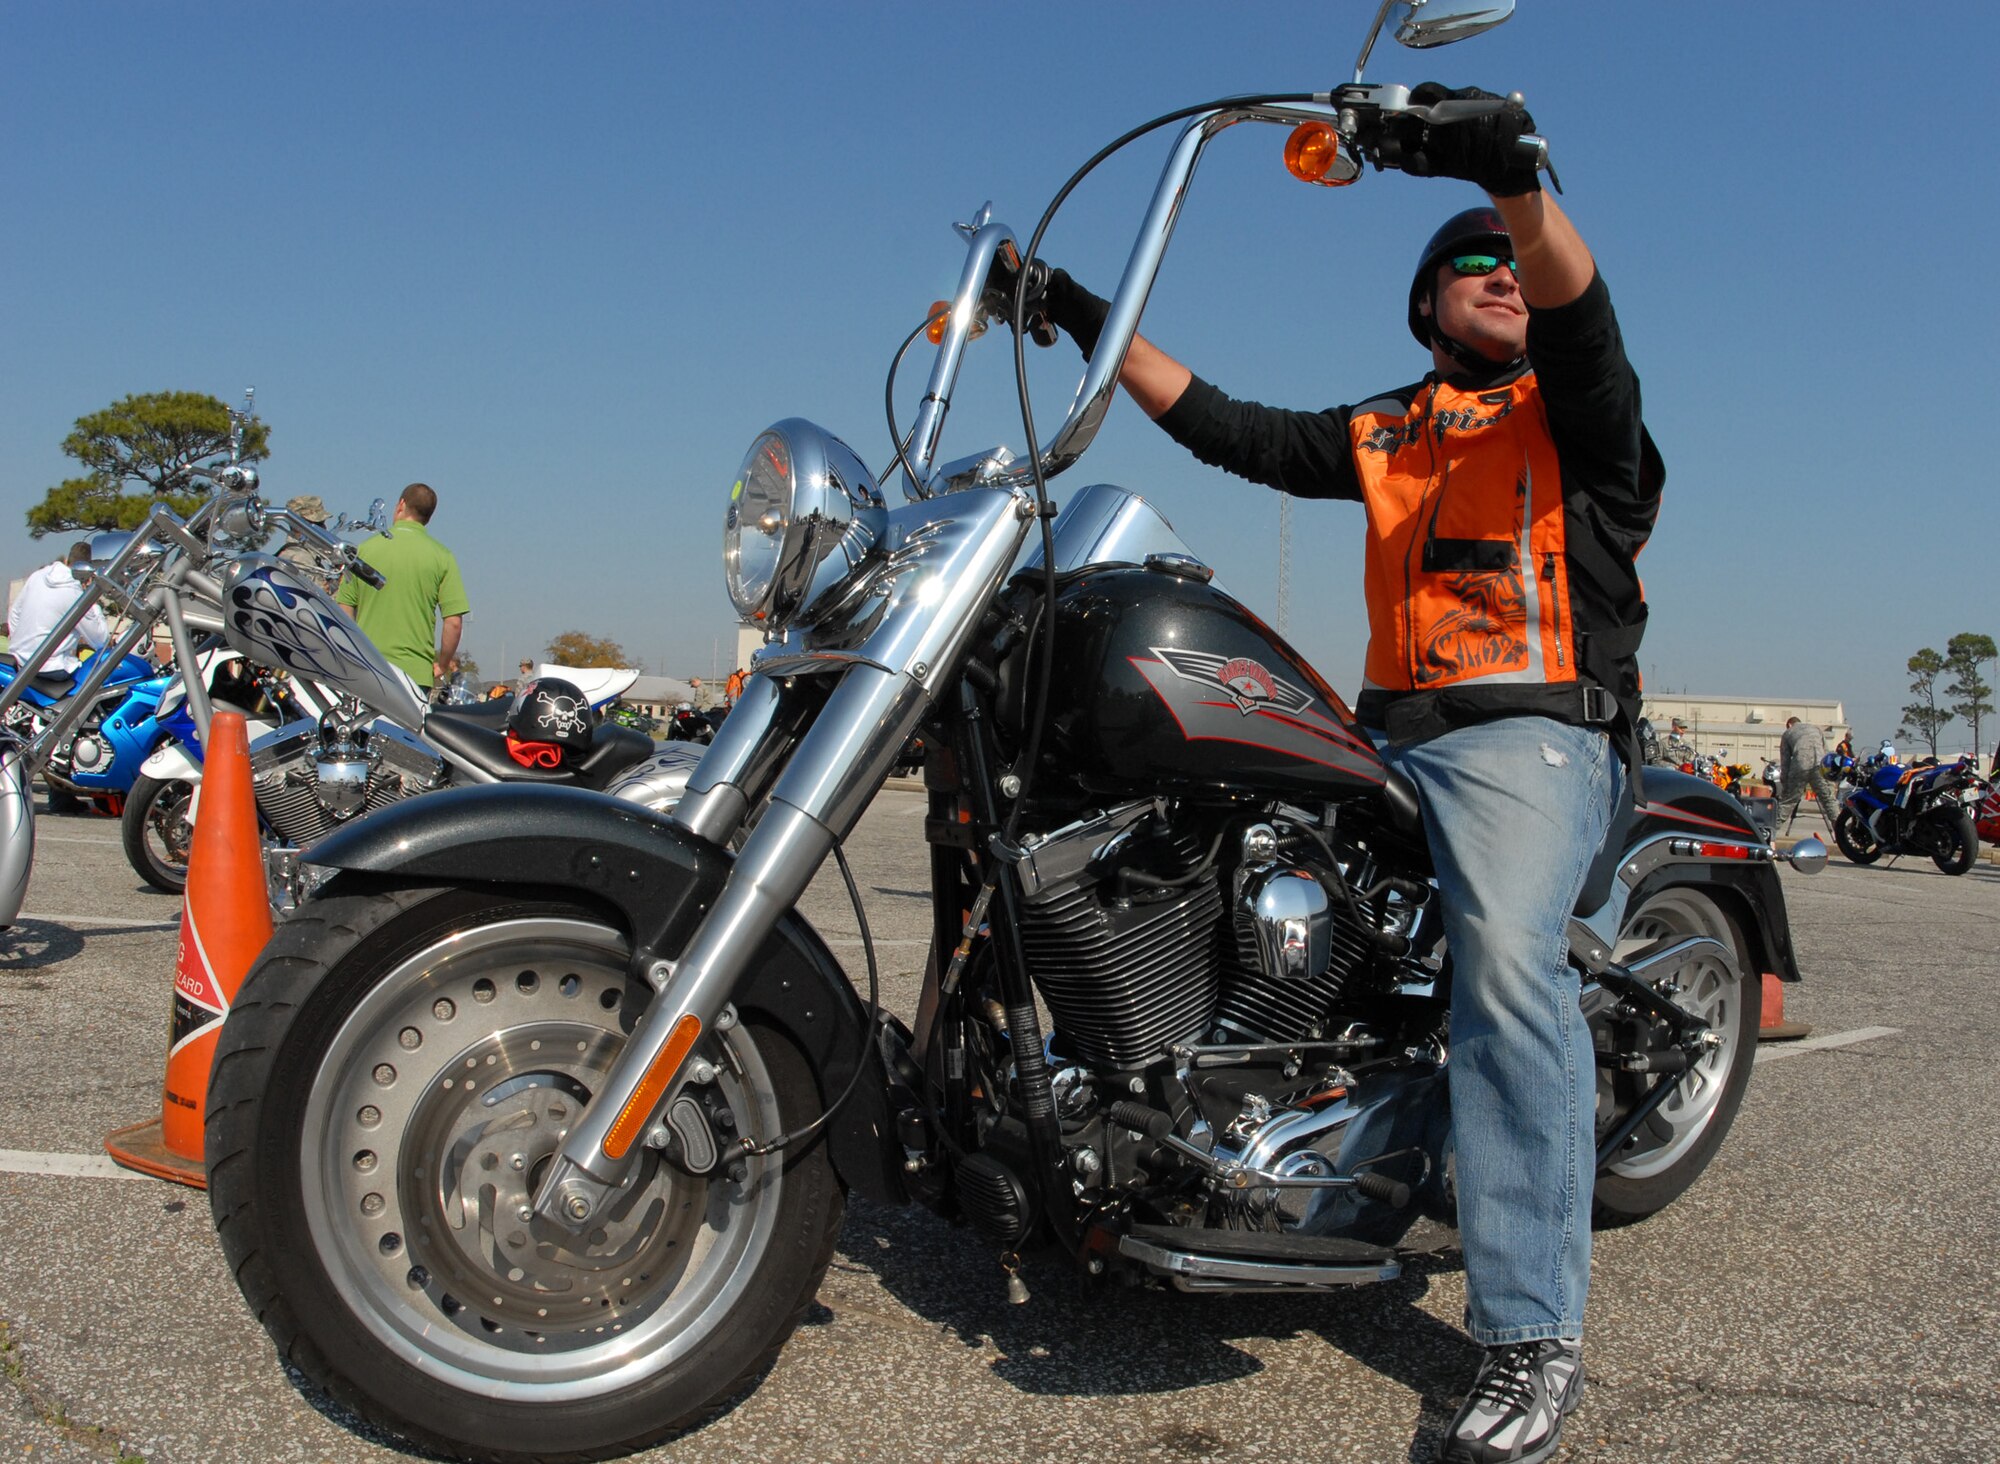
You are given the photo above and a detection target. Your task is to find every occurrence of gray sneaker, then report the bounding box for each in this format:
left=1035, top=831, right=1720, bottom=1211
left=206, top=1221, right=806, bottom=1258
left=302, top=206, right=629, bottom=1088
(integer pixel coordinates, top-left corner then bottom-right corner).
left=1440, top=1338, right=1584, bottom=1464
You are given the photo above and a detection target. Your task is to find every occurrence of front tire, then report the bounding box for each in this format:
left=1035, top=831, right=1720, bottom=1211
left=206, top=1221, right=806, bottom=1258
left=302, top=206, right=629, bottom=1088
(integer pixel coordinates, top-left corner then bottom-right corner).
left=1833, top=809, right=1882, bottom=865
left=207, top=885, right=845, bottom=1463
left=1925, top=809, right=1978, bottom=875
left=1593, top=887, right=1758, bottom=1226
left=121, top=772, right=195, bottom=893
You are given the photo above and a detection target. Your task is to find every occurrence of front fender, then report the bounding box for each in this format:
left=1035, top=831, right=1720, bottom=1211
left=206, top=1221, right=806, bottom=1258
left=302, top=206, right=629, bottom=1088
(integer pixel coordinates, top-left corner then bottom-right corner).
left=304, top=783, right=908, bottom=1202
left=141, top=738, right=204, bottom=781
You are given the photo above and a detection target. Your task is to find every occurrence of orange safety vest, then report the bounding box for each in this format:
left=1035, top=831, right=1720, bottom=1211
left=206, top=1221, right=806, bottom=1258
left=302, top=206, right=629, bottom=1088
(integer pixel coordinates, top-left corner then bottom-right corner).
left=1351, top=373, right=1575, bottom=696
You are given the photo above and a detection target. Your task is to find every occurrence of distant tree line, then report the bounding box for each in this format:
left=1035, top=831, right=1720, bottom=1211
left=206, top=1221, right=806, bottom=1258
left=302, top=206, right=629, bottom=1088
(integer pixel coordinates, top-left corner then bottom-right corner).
left=1900, top=633, right=1996, bottom=759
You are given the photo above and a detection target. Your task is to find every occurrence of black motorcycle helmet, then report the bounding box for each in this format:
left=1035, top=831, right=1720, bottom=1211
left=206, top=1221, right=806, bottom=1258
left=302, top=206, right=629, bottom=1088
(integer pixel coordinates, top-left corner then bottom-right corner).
left=1406, top=205, right=1516, bottom=366
left=508, top=677, right=595, bottom=752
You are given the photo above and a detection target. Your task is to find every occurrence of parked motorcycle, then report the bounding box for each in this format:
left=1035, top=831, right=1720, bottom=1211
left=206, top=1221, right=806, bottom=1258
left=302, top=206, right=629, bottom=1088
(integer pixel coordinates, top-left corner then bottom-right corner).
left=205, top=6, right=1825, bottom=1459
left=1975, top=783, right=2000, bottom=847
left=1835, top=755, right=1985, bottom=874
left=1, top=399, right=672, bottom=924
left=115, top=652, right=298, bottom=892
left=0, top=645, right=165, bottom=814
left=663, top=703, right=720, bottom=743
left=128, top=657, right=649, bottom=896
left=119, top=656, right=320, bottom=892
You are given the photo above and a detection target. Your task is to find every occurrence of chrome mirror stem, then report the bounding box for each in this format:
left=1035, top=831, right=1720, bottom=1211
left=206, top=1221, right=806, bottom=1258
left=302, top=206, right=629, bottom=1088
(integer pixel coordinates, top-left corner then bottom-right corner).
left=903, top=217, right=1014, bottom=498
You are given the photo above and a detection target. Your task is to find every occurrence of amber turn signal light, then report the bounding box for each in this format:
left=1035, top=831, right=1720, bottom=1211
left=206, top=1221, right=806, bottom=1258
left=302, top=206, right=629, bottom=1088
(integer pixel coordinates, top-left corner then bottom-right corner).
left=601, top=1012, right=703, bottom=1161
left=1284, top=122, right=1355, bottom=187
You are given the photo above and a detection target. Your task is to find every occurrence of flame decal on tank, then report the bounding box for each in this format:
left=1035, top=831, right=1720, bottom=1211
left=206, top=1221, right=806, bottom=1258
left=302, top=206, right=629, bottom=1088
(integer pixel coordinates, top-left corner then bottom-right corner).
left=1151, top=646, right=1315, bottom=718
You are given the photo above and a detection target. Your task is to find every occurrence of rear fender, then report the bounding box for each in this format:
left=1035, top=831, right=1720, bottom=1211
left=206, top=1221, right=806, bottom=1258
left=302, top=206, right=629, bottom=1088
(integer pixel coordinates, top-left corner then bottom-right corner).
left=303, top=783, right=909, bottom=1203
left=1601, top=771, right=1804, bottom=983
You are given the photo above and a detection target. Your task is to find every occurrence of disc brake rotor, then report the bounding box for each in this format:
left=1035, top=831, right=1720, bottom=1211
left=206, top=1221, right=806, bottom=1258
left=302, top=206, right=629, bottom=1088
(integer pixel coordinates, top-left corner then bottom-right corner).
left=149, top=786, right=194, bottom=863
left=301, top=915, right=783, bottom=1392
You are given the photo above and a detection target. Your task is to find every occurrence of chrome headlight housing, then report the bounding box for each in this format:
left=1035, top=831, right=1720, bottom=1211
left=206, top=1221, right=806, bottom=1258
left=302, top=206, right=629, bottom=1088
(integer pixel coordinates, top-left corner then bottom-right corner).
left=723, top=419, right=884, bottom=631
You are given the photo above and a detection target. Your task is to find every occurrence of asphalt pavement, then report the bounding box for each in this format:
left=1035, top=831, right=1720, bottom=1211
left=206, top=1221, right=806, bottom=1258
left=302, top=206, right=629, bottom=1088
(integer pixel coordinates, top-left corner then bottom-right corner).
left=0, top=790, right=1995, bottom=1463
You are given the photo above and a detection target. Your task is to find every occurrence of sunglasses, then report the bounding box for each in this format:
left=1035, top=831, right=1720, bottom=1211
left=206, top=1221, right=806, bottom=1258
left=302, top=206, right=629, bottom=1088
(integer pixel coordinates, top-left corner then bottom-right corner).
left=1450, top=253, right=1517, bottom=277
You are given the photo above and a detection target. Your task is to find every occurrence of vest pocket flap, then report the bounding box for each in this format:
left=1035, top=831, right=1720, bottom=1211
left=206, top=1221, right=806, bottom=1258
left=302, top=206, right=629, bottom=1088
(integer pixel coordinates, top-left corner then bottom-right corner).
left=1421, top=537, right=1518, bottom=574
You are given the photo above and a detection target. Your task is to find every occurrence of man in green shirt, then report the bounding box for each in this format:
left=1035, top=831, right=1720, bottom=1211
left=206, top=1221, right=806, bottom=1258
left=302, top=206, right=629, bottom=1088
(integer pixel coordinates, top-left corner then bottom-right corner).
left=335, top=482, right=471, bottom=695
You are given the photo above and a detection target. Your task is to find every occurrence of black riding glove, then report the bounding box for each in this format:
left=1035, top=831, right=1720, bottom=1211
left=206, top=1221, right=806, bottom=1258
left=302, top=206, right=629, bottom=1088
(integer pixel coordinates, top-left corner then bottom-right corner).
left=979, top=249, right=1060, bottom=348
left=1042, top=268, right=1111, bottom=359
left=1390, top=84, right=1541, bottom=197
left=982, top=250, right=1113, bottom=358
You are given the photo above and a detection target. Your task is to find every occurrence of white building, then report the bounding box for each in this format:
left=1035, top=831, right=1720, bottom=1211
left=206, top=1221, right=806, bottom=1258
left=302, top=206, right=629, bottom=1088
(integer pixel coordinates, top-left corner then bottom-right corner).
left=1641, top=693, right=1848, bottom=768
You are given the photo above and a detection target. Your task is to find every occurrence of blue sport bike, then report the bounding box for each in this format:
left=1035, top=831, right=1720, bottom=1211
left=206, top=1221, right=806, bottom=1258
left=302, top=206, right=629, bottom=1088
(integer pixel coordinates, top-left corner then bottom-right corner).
left=0, top=648, right=173, bottom=815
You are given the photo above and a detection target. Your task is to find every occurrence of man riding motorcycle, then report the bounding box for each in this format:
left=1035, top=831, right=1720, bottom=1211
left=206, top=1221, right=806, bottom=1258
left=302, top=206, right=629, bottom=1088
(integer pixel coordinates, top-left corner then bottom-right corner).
left=1017, top=90, right=1661, bottom=1464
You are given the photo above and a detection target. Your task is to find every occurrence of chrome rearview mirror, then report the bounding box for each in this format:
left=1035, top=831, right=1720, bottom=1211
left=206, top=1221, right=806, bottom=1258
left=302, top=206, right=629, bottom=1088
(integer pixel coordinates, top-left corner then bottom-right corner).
left=1786, top=836, right=1829, bottom=875
left=1395, top=0, right=1515, bottom=50
left=1352, top=0, right=1514, bottom=83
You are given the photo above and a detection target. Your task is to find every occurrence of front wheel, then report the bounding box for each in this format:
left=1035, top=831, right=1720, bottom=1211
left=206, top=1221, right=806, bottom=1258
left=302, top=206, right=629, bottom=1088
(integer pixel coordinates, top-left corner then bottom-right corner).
left=1592, top=887, right=1758, bottom=1226
left=121, top=772, right=196, bottom=893
left=1925, top=809, right=1978, bottom=875
left=207, top=885, right=845, bottom=1463
left=1833, top=809, right=1882, bottom=865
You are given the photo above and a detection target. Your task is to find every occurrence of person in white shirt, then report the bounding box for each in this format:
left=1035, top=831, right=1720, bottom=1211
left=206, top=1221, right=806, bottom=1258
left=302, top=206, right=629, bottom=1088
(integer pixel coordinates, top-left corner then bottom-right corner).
left=7, top=542, right=110, bottom=677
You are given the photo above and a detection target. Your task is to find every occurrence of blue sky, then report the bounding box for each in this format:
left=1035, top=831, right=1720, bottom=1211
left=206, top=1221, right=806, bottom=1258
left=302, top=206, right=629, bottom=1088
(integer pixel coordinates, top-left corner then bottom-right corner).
left=4, top=2, right=1995, bottom=749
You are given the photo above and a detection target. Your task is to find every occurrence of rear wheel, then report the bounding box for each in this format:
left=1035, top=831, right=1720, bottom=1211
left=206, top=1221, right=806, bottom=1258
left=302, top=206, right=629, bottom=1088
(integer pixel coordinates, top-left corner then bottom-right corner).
left=121, top=772, right=194, bottom=893
left=1925, top=809, right=1978, bottom=875
left=207, top=886, right=845, bottom=1463
left=1593, top=887, right=1758, bottom=1226
left=1833, top=809, right=1882, bottom=865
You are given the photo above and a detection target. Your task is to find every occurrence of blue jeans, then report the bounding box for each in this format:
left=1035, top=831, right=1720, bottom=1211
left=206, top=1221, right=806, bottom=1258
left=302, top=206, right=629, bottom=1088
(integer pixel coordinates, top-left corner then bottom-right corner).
left=1372, top=715, right=1621, bottom=1345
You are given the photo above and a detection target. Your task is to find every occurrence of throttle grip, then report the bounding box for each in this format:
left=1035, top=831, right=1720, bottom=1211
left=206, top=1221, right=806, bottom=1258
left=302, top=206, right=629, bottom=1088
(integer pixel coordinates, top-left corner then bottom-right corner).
left=350, top=557, right=387, bottom=590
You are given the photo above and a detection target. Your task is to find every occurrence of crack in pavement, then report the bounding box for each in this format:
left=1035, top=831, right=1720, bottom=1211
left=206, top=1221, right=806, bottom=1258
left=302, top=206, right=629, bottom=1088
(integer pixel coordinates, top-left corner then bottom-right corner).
left=0, top=1319, right=149, bottom=1461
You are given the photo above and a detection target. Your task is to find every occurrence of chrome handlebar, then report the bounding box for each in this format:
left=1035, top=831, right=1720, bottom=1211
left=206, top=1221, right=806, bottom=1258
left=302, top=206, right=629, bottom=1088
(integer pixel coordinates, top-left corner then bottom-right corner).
left=912, top=87, right=1544, bottom=498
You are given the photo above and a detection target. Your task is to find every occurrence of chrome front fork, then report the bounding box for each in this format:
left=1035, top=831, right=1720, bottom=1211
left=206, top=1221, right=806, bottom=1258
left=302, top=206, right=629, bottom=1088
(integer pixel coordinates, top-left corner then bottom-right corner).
left=0, top=742, right=34, bottom=928
left=533, top=662, right=929, bottom=1226
left=534, top=489, right=1035, bottom=1229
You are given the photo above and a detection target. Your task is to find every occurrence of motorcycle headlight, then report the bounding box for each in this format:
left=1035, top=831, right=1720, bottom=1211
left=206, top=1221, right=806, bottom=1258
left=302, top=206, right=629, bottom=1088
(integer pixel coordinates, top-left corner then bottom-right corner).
left=723, top=419, right=884, bottom=631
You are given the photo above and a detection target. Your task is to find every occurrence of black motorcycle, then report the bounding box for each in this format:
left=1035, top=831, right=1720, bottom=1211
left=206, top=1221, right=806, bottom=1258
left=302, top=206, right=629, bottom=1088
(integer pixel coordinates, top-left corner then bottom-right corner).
left=204, top=7, right=1825, bottom=1459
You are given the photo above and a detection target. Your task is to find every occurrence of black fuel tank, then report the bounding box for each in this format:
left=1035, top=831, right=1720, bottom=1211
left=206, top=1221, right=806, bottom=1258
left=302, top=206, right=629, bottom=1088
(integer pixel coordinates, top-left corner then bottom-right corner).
left=1025, top=563, right=1391, bottom=801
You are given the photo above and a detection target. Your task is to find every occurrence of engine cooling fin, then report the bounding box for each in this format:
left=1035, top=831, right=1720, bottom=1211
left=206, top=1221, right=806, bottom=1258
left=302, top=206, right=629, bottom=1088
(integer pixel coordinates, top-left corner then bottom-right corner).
left=1019, top=874, right=1223, bottom=1069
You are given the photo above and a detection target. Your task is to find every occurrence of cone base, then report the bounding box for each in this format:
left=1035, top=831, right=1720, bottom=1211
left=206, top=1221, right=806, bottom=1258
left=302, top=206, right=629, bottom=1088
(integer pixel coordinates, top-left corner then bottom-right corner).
left=1756, top=971, right=1812, bottom=1044
left=103, top=1118, right=207, bottom=1189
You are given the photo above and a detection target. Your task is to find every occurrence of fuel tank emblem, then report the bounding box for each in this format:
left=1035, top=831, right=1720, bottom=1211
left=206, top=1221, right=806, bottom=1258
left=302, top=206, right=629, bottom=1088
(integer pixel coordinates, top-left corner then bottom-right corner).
left=1151, top=647, right=1314, bottom=718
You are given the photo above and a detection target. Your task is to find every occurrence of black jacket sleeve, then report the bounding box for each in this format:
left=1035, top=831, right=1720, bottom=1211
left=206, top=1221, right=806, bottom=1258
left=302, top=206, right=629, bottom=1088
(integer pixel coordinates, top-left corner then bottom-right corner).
left=1526, top=270, right=1663, bottom=555
left=1153, top=375, right=1362, bottom=502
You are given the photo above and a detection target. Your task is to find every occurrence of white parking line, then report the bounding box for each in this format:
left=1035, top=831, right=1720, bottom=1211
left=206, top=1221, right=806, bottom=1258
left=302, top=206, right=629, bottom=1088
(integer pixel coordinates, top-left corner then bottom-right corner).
left=12, top=912, right=179, bottom=929
left=29, top=834, right=121, bottom=846
left=0, top=1149, right=156, bottom=1182
left=0, top=1029, right=1905, bottom=1187
left=1755, top=1025, right=1900, bottom=1063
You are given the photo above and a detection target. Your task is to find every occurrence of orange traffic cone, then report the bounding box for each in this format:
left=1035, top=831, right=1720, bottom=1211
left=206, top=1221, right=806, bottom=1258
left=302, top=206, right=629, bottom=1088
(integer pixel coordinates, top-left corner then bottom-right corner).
left=1757, top=972, right=1811, bottom=1043
left=105, top=710, right=273, bottom=1186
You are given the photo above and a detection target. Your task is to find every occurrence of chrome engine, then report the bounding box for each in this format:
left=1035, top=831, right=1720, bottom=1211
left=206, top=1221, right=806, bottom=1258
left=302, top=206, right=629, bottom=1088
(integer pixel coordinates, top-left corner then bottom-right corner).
left=997, top=802, right=1446, bottom=1246
left=251, top=715, right=447, bottom=846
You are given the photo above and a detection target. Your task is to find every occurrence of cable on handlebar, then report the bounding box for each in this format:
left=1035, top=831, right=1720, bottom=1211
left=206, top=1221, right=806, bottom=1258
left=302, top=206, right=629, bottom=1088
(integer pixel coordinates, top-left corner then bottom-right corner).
left=1001, top=93, right=1317, bottom=842
left=882, top=312, right=941, bottom=493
